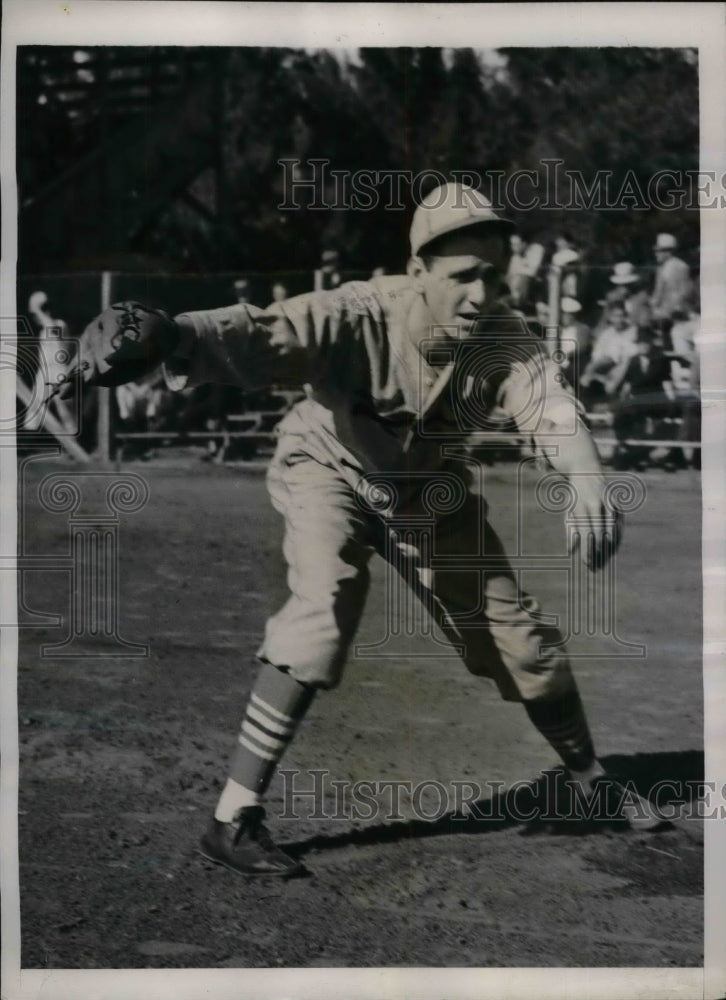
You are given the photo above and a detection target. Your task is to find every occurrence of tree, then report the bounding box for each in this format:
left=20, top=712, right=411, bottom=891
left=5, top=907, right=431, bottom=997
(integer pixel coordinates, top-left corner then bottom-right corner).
left=498, top=47, right=699, bottom=264
left=18, top=45, right=699, bottom=277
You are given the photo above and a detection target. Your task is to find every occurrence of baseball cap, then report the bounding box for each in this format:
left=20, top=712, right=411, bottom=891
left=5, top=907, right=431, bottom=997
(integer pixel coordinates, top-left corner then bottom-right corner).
left=409, top=183, right=513, bottom=256
left=655, top=233, right=678, bottom=250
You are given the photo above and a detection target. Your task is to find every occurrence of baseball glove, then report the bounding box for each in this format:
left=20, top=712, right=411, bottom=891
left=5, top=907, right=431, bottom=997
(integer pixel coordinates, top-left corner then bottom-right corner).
left=54, top=301, right=180, bottom=398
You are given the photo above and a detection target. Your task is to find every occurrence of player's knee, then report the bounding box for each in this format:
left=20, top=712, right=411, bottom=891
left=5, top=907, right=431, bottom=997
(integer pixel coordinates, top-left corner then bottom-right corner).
left=510, top=641, right=573, bottom=701
left=283, top=652, right=347, bottom=690
left=464, top=622, right=572, bottom=702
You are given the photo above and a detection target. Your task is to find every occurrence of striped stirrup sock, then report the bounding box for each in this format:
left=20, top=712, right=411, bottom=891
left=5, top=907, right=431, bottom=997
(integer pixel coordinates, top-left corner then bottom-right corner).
left=522, top=688, right=597, bottom=773
left=229, top=661, right=315, bottom=795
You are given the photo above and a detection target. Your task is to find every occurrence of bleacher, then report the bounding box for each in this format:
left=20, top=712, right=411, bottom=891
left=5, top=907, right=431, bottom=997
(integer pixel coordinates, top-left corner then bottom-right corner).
left=113, top=389, right=306, bottom=462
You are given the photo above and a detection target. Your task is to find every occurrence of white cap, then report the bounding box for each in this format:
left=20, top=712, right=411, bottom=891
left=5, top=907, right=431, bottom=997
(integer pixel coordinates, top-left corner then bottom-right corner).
left=655, top=233, right=678, bottom=250
left=409, top=183, right=513, bottom=256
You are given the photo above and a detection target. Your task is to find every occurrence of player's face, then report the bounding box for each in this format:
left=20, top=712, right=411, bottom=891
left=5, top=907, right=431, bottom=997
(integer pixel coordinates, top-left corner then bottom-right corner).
left=410, top=230, right=508, bottom=337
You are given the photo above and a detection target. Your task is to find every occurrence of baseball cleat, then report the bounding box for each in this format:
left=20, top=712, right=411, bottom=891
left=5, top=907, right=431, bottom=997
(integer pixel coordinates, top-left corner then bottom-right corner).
left=199, top=805, right=304, bottom=877
left=572, top=774, right=672, bottom=832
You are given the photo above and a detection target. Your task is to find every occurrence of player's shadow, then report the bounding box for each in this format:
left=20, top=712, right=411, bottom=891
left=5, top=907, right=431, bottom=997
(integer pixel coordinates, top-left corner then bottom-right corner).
left=283, top=749, right=704, bottom=859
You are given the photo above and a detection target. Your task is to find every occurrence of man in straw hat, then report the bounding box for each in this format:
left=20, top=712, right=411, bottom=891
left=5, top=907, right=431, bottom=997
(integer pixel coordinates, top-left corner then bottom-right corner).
left=64, top=182, right=668, bottom=879
left=608, top=261, right=652, bottom=331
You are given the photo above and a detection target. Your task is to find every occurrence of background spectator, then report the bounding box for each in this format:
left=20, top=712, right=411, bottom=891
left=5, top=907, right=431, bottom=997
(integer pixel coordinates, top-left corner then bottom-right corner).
left=580, top=302, right=639, bottom=409
left=668, top=292, right=701, bottom=470
left=557, top=296, right=592, bottom=392
left=553, top=232, right=577, bottom=256
left=651, top=233, right=692, bottom=346
left=315, top=248, right=342, bottom=291
left=505, top=233, right=545, bottom=311
left=607, top=262, right=652, bottom=331
left=115, top=374, right=169, bottom=460
left=668, top=290, right=700, bottom=390
left=234, top=277, right=251, bottom=304
left=550, top=245, right=582, bottom=300
left=611, top=329, right=674, bottom=470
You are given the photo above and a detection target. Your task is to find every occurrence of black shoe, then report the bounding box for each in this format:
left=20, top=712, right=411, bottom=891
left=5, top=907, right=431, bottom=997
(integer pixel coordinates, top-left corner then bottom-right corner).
left=572, top=774, right=671, bottom=832
left=199, top=805, right=304, bottom=877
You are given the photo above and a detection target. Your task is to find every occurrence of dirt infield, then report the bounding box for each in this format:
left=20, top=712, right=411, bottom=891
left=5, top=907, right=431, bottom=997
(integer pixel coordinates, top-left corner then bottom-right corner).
left=16, top=454, right=703, bottom=968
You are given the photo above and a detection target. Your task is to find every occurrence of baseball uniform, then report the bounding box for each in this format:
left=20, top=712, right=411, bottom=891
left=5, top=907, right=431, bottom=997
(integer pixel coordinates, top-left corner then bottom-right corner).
left=164, top=275, right=582, bottom=701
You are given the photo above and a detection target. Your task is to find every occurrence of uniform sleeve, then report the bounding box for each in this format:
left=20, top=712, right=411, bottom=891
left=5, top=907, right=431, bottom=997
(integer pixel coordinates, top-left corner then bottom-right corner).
left=496, top=343, right=586, bottom=440
left=163, top=282, right=381, bottom=392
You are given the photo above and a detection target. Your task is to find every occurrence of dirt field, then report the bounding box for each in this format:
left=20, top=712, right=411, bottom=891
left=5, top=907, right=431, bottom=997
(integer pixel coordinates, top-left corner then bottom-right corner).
left=16, top=453, right=703, bottom=969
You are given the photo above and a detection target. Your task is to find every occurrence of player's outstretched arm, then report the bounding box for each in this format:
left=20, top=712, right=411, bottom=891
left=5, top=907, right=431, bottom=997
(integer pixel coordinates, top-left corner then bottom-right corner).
left=498, top=351, right=622, bottom=573
left=59, top=282, right=374, bottom=400
left=539, top=415, right=622, bottom=572
left=55, top=298, right=309, bottom=398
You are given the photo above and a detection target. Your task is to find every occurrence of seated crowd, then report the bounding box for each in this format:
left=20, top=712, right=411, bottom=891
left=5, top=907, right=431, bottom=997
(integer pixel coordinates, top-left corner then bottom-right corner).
left=504, top=230, right=700, bottom=472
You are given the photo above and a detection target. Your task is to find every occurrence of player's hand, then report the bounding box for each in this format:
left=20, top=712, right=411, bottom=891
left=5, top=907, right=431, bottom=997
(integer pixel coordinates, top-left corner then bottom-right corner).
left=55, top=302, right=180, bottom=398
left=569, top=479, right=623, bottom=572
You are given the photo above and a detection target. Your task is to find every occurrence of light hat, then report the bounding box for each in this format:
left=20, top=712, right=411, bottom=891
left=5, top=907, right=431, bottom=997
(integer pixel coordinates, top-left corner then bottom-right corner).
left=610, top=261, right=640, bottom=285
left=551, top=248, right=580, bottom=268
left=655, top=233, right=678, bottom=250
left=409, top=183, right=513, bottom=255
left=560, top=296, right=581, bottom=314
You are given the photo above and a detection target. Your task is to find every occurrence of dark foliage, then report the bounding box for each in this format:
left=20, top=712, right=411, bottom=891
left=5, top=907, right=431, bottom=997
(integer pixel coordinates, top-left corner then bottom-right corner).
left=17, top=46, right=698, bottom=274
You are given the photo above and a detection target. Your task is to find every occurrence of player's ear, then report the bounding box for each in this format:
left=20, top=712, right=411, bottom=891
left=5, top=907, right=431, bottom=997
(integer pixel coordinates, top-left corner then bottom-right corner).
left=407, top=255, right=428, bottom=293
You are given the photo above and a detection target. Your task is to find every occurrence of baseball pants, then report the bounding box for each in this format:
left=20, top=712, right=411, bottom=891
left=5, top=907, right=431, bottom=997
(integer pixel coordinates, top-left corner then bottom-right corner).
left=257, top=444, right=576, bottom=703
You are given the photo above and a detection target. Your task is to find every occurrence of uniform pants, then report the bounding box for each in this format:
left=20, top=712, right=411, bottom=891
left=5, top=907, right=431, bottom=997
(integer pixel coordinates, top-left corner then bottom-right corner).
left=257, top=446, right=576, bottom=703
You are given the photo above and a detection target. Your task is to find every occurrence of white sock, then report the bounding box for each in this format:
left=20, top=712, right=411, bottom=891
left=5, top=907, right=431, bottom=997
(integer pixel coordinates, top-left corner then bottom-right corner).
left=214, top=778, right=261, bottom=822
left=567, top=759, right=606, bottom=787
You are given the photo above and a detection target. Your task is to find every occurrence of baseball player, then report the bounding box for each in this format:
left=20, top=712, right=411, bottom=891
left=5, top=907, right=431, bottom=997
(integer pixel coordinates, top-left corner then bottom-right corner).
left=62, top=183, right=667, bottom=878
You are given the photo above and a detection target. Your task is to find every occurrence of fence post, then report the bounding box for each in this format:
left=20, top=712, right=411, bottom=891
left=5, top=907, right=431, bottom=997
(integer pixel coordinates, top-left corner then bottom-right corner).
left=546, top=263, right=561, bottom=355
left=96, top=271, right=113, bottom=463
